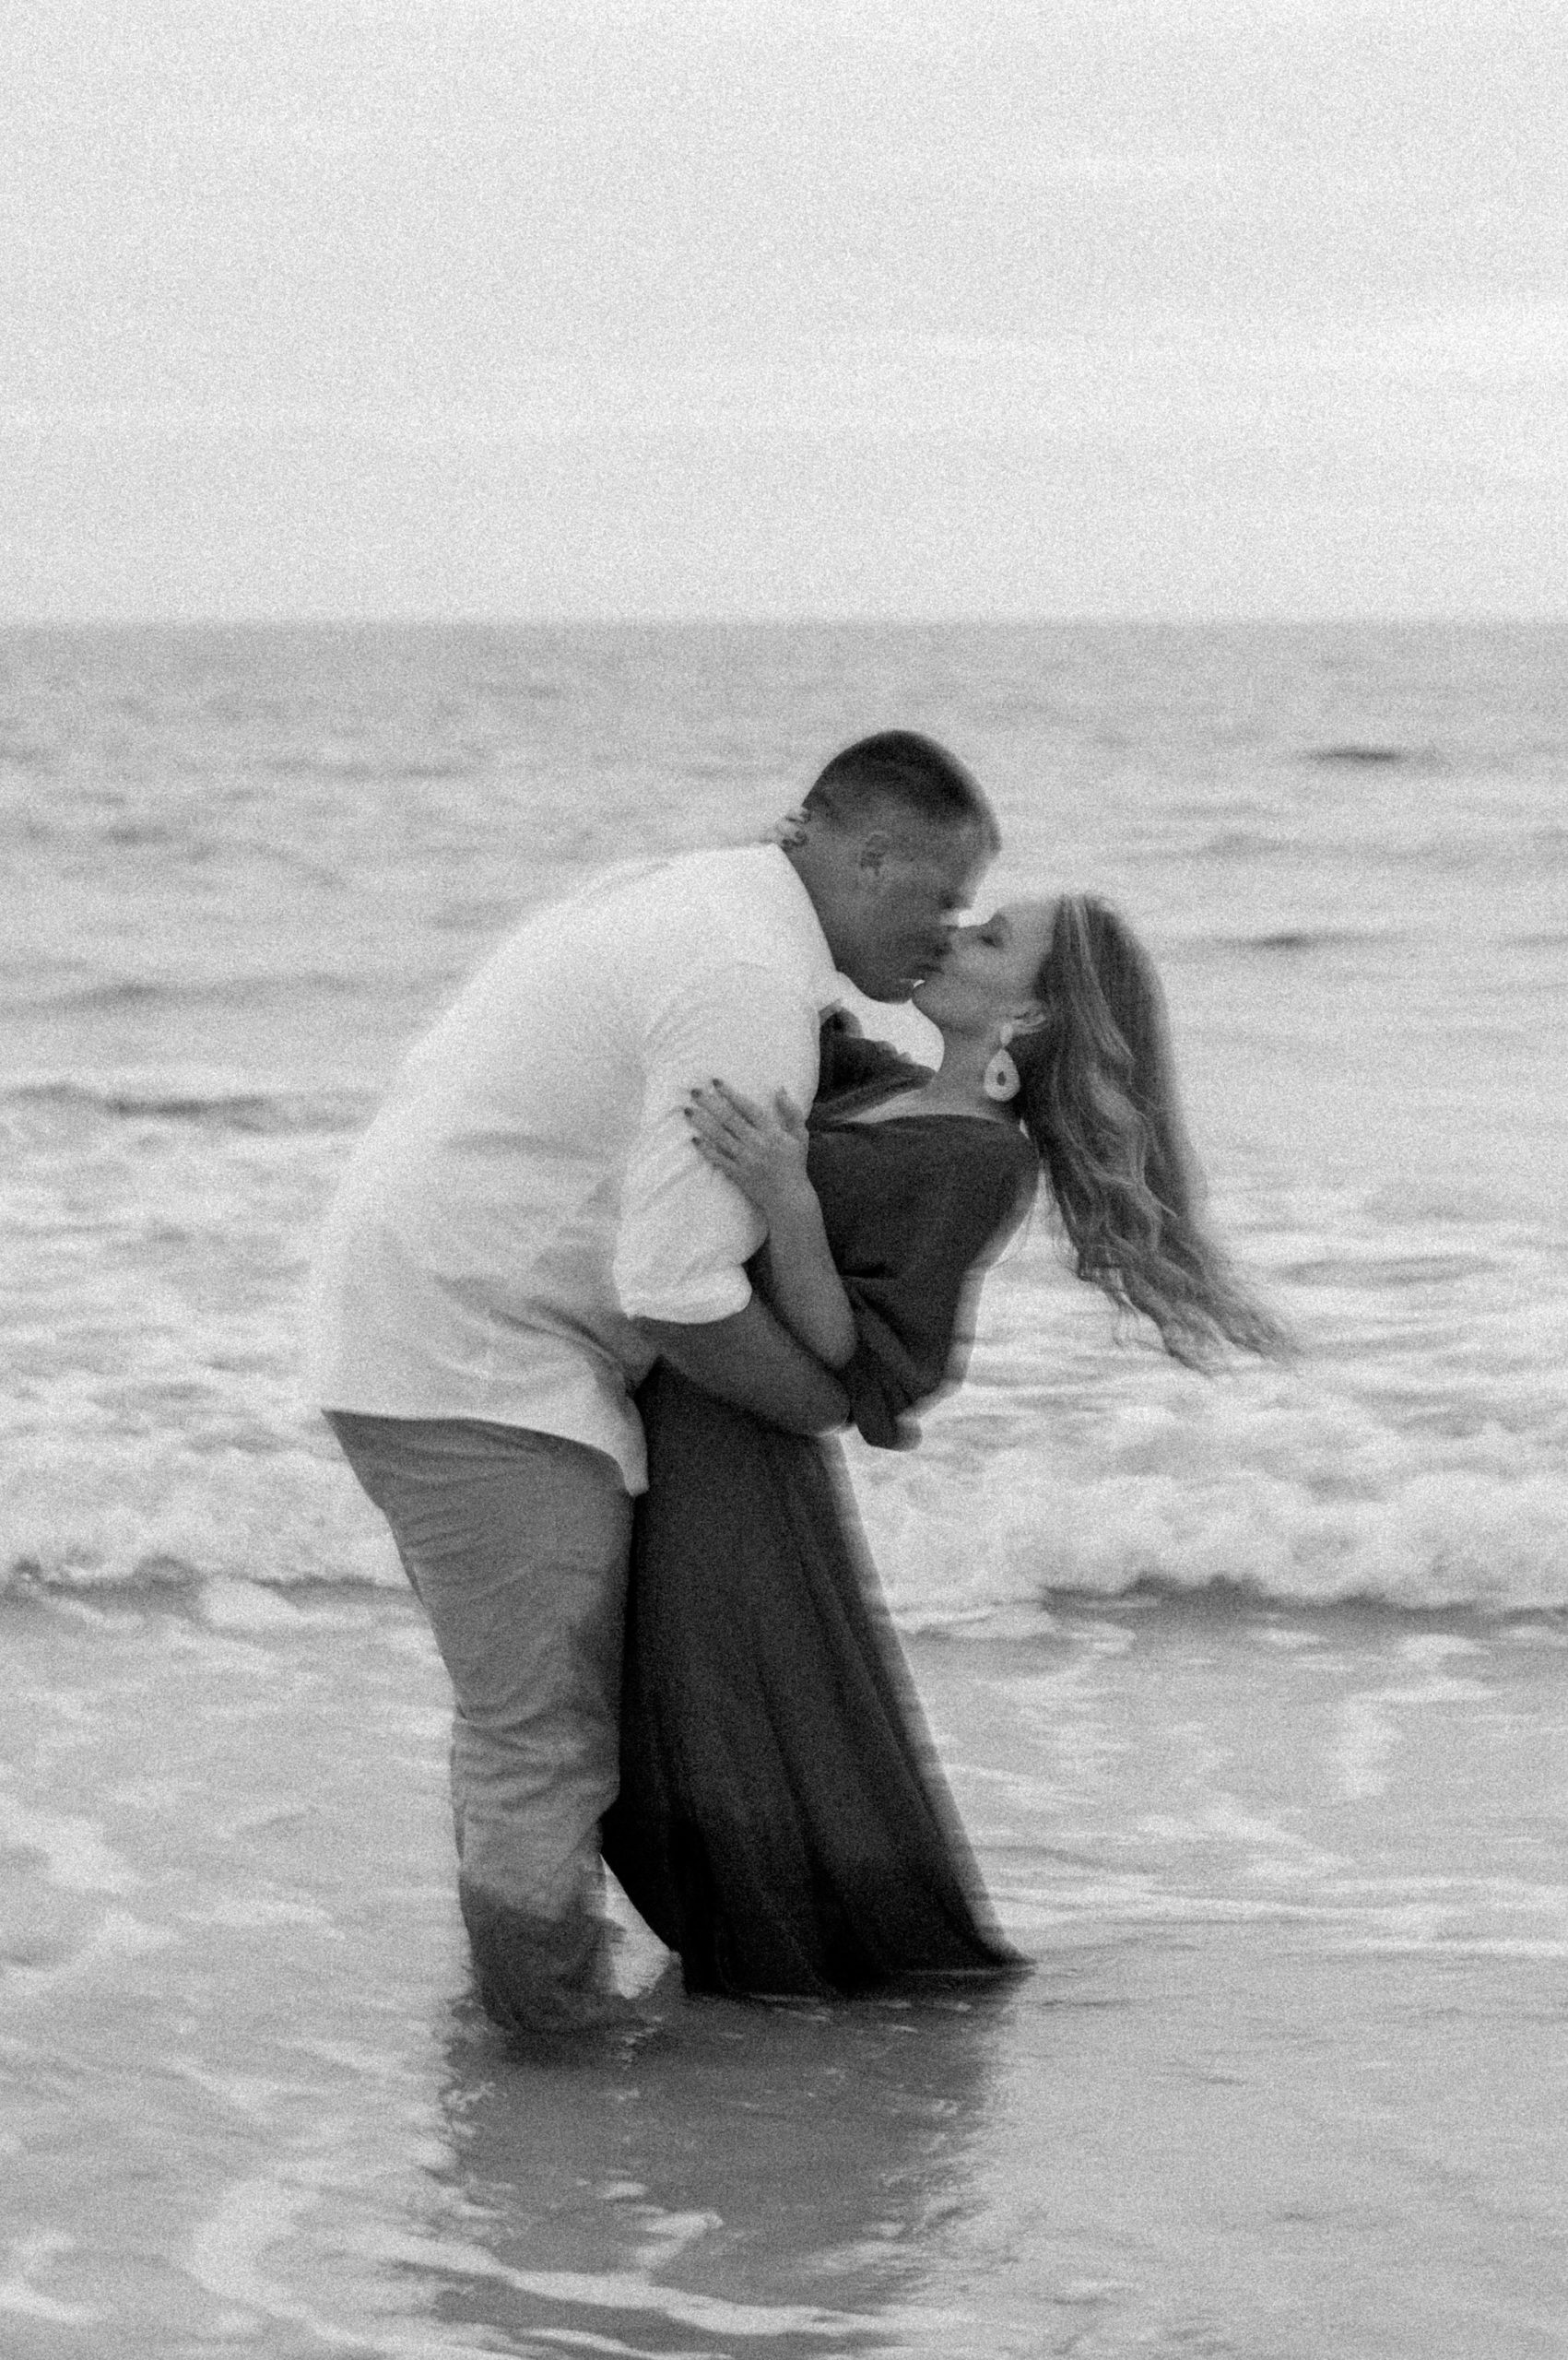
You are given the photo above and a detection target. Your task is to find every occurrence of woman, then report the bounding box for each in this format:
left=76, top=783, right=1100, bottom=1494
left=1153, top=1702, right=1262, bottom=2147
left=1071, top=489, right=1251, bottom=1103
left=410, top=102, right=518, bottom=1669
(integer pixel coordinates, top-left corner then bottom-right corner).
left=600, top=895, right=1284, bottom=2000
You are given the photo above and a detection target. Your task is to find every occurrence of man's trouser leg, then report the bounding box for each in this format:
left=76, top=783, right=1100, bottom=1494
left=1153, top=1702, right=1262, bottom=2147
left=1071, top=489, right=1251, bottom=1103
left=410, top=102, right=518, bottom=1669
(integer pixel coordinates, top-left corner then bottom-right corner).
left=325, top=1413, right=633, bottom=2034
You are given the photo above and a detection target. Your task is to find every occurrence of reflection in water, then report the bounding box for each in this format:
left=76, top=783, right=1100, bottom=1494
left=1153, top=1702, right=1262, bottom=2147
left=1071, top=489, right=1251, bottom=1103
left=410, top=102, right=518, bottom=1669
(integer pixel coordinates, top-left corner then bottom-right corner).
left=421, top=1980, right=1022, bottom=2354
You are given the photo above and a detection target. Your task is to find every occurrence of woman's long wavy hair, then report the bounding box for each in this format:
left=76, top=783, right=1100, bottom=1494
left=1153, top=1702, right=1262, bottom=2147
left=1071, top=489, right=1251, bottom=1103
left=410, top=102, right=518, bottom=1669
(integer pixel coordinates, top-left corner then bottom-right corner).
left=1013, top=896, right=1289, bottom=1366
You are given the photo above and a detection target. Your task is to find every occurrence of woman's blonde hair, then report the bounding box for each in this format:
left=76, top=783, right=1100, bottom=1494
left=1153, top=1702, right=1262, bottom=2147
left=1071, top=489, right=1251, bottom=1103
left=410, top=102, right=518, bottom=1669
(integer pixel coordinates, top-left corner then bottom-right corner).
left=1014, top=896, right=1289, bottom=1366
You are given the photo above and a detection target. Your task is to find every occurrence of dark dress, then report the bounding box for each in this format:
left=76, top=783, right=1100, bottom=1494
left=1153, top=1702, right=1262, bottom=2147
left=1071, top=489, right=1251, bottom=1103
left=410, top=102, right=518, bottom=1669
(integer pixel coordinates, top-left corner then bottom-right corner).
left=600, top=1047, right=1038, bottom=1999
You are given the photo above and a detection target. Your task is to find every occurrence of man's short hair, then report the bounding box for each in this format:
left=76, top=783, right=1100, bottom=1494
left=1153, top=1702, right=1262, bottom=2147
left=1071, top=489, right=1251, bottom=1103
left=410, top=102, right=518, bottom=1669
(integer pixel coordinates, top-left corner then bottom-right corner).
left=803, top=731, right=999, bottom=852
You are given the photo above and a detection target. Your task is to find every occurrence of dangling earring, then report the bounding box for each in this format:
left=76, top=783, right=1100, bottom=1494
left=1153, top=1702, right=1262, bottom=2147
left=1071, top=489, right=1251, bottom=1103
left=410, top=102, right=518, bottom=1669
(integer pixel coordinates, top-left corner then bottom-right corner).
left=983, top=1022, right=1020, bottom=1103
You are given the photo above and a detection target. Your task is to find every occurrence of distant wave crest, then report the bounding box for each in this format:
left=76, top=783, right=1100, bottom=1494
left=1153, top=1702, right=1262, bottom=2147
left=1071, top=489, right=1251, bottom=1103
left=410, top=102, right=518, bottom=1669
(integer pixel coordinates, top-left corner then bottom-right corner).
left=1232, top=927, right=1385, bottom=955
left=8, top=972, right=372, bottom=1016
left=0, top=1076, right=368, bottom=1135
left=1305, top=743, right=1428, bottom=766
left=1170, top=926, right=1390, bottom=962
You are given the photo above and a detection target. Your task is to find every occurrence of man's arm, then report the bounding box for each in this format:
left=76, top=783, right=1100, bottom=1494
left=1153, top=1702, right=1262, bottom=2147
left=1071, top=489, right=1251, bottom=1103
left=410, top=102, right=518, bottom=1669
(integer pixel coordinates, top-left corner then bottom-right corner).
left=636, top=1294, right=849, bottom=1434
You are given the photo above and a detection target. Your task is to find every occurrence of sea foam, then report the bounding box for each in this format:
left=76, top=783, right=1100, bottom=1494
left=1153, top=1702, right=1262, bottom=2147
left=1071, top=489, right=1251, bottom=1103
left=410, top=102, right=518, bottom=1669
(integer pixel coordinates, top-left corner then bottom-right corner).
left=5, top=1368, right=1566, bottom=1619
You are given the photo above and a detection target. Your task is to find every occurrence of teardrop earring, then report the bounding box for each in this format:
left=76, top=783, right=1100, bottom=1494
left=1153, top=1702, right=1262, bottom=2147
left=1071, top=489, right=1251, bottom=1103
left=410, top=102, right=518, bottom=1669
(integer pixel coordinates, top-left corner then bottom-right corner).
left=982, top=1022, right=1020, bottom=1103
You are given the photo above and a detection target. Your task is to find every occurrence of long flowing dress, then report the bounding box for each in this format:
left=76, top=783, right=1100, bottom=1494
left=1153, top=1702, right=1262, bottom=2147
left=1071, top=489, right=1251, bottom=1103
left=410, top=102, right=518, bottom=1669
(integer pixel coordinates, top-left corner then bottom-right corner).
left=601, top=1050, right=1038, bottom=1999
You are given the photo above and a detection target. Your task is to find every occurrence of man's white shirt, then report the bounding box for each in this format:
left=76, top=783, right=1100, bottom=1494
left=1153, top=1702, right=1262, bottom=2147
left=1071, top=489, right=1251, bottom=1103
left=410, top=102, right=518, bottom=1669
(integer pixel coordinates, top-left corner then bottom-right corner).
left=305, top=844, right=842, bottom=1492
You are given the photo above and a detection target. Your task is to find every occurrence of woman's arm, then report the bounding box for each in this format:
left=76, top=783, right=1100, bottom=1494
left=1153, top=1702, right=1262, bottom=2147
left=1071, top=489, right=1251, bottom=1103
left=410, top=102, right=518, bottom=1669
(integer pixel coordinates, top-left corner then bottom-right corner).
left=684, top=1081, right=856, bottom=1369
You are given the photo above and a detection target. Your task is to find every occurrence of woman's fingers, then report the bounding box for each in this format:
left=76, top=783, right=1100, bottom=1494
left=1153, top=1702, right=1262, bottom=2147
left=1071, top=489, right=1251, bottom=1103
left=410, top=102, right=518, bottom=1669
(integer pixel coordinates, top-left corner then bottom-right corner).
left=685, top=1098, right=752, bottom=1172
left=684, top=1106, right=733, bottom=1151
left=685, top=1079, right=805, bottom=1194
left=687, top=1082, right=768, bottom=1143
left=702, top=1078, right=767, bottom=1127
left=685, top=1115, right=734, bottom=1160
left=685, top=1095, right=744, bottom=1144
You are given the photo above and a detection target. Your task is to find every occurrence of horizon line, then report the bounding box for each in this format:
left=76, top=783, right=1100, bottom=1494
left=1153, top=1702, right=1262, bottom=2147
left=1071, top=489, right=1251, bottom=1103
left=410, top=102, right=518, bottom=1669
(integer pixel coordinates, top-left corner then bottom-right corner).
left=0, top=608, right=1560, bottom=633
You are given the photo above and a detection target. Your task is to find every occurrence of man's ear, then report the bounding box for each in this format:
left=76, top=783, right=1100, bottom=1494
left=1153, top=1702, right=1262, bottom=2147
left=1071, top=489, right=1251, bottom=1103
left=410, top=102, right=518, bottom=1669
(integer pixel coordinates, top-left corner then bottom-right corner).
left=853, top=826, right=892, bottom=889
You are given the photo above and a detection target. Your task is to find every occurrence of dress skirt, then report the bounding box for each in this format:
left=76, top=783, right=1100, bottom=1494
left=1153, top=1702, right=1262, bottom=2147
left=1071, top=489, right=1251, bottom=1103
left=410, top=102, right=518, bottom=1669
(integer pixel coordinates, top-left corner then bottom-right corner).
left=601, top=1363, right=1024, bottom=1999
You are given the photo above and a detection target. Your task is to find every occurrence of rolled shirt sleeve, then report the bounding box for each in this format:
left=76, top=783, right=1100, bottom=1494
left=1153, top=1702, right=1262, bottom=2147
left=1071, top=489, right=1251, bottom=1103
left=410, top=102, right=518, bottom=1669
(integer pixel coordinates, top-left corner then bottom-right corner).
left=612, top=960, right=824, bottom=1326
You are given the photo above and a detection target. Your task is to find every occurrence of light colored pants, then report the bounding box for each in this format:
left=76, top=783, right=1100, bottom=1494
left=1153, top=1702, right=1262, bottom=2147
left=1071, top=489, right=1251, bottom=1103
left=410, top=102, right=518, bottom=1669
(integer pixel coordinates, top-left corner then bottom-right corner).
left=326, top=1412, right=634, bottom=2034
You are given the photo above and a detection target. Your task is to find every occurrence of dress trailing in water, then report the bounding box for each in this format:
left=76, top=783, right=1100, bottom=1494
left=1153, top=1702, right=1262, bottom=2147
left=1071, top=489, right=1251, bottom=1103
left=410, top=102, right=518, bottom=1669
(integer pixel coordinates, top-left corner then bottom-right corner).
left=602, top=1041, right=1037, bottom=1999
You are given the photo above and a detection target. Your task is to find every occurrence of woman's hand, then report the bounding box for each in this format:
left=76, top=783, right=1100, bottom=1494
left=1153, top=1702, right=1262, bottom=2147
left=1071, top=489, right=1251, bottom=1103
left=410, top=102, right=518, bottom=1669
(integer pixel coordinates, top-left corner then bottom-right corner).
left=687, top=1079, right=855, bottom=1369
left=685, top=1080, right=812, bottom=1222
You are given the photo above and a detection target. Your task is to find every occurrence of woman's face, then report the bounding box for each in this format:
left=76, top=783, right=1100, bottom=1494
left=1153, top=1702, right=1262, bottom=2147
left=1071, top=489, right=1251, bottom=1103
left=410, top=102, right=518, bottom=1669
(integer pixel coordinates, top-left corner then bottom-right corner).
left=913, top=898, right=1055, bottom=1036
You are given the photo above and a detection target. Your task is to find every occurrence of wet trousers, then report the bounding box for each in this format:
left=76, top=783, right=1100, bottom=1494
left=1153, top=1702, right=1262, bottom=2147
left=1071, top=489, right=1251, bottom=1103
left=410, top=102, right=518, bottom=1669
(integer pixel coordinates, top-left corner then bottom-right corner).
left=325, top=1412, right=633, bottom=2033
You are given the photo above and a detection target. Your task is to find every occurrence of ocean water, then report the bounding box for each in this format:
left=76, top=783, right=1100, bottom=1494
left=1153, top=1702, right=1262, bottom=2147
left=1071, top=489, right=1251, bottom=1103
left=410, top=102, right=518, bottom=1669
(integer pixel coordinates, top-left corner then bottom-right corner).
left=5, top=620, right=1565, bottom=1622
left=6, top=623, right=1568, bottom=2359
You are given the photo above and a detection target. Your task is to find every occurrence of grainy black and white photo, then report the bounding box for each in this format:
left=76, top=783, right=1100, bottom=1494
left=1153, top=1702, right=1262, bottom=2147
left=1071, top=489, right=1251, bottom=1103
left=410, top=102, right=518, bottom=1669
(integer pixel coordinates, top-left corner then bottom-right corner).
left=4, top=4, right=1565, bottom=2354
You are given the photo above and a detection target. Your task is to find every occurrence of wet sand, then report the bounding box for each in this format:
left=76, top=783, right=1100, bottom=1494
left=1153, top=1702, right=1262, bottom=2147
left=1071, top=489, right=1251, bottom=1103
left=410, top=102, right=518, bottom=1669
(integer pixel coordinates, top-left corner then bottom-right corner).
left=4, top=1588, right=1566, bottom=2359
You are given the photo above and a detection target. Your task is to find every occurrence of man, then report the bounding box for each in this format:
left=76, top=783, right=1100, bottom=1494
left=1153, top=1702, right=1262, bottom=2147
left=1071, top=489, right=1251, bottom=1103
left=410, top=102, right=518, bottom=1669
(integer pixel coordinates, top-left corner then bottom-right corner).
left=307, top=730, right=996, bottom=2034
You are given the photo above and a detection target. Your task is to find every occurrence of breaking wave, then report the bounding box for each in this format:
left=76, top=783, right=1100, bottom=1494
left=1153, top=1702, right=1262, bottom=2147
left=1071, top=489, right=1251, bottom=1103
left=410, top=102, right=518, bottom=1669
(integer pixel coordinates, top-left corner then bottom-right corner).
left=6, top=1389, right=1567, bottom=1622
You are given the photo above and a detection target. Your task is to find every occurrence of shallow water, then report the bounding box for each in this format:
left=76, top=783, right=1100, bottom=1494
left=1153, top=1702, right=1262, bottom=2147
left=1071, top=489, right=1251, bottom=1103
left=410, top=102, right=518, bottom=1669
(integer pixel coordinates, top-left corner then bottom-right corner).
left=6, top=1595, right=1565, bottom=2357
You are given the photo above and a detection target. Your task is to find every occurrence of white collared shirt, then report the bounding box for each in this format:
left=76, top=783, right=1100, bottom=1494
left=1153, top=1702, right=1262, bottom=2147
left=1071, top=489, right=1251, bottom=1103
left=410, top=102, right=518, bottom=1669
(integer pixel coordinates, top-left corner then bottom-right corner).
left=304, top=844, right=841, bottom=1492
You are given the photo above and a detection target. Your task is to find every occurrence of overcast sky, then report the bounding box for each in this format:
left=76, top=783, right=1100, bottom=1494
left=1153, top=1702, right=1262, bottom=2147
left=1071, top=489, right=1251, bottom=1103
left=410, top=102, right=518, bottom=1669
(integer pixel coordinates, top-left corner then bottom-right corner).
left=5, top=0, right=1565, bottom=622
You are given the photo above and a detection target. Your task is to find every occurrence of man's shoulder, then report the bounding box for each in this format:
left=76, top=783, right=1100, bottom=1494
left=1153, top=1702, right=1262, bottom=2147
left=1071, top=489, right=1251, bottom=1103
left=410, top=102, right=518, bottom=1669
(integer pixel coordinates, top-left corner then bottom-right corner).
left=453, top=844, right=830, bottom=1031
left=481, top=846, right=764, bottom=955
left=546, top=842, right=758, bottom=913
left=591, top=844, right=820, bottom=970
left=627, top=841, right=781, bottom=914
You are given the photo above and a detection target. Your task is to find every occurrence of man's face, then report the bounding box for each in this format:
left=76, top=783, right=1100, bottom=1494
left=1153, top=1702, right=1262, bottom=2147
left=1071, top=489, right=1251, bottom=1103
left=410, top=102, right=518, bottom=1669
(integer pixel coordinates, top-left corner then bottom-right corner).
left=840, top=820, right=991, bottom=1002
